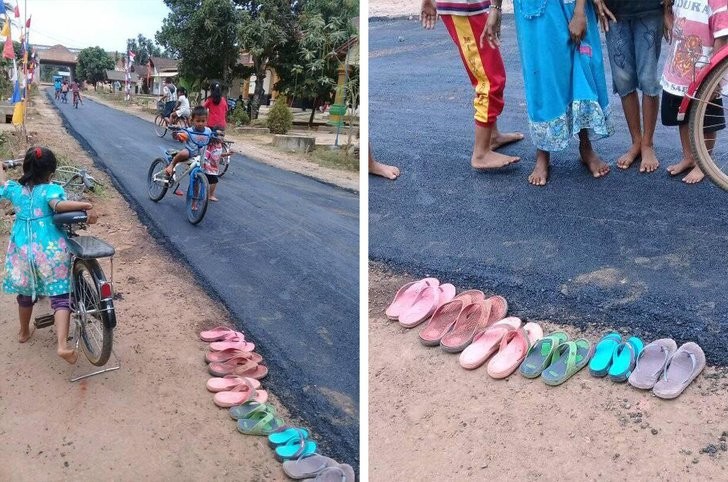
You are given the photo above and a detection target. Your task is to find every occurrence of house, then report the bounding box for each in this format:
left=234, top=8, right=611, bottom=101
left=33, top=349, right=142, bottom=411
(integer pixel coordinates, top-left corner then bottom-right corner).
left=230, top=51, right=279, bottom=105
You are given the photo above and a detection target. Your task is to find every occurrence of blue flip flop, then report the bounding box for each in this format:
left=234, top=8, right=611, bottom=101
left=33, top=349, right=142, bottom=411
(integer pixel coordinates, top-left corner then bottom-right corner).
left=608, top=336, right=644, bottom=382
left=588, top=332, right=621, bottom=377
left=275, top=437, right=318, bottom=462
left=268, top=427, right=310, bottom=448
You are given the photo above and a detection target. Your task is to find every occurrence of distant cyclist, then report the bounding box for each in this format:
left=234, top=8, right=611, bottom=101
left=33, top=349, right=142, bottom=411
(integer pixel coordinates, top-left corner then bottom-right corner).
left=54, top=77, right=61, bottom=100
left=70, top=80, right=82, bottom=107
left=159, top=77, right=177, bottom=120
left=168, top=87, right=190, bottom=126
left=61, top=80, right=69, bottom=103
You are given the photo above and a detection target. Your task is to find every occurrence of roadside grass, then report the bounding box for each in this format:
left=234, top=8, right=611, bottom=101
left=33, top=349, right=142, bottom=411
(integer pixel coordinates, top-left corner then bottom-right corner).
left=307, top=146, right=359, bottom=172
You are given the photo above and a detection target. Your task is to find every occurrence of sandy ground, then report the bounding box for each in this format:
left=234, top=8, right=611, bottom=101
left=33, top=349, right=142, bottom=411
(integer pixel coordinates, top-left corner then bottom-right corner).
left=0, top=94, right=295, bottom=480
left=369, top=265, right=728, bottom=481
left=82, top=91, right=359, bottom=192
left=369, top=0, right=514, bottom=17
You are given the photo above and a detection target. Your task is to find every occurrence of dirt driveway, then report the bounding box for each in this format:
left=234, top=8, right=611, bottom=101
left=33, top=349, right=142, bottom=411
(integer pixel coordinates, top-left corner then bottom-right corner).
left=0, top=95, right=291, bottom=480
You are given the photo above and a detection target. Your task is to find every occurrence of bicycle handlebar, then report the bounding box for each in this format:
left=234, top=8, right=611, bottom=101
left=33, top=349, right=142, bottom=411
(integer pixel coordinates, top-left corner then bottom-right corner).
left=2, top=159, right=23, bottom=171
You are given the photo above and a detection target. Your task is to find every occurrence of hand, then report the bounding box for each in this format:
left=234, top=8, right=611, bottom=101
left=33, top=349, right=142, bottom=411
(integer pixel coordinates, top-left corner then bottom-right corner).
left=86, top=208, right=98, bottom=225
left=482, top=10, right=502, bottom=48
left=663, top=10, right=674, bottom=43
left=592, top=0, right=616, bottom=32
left=421, top=0, right=438, bottom=30
left=569, top=12, right=587, bottom=44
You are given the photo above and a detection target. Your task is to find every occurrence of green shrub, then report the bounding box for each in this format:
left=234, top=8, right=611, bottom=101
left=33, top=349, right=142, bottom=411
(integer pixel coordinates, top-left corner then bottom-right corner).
left=267, top=97, right=293, bottom=134
left=228, top=106, right=250, bottom=127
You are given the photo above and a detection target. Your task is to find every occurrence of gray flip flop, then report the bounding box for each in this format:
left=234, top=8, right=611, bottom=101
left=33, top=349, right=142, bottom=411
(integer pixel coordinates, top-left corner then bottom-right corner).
left=652, top=342, right=705, bottom=399
left=628, top=338, right=678, bottom=389
left=304, top=465, right=355, bottom=481
left=282, top=455, right=337, bottom=479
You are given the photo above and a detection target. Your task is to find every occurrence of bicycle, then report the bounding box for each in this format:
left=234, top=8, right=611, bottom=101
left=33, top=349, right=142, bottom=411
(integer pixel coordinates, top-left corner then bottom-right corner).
left=61, top=91, right=68, bottom=104
left=53, top=165, right=104, bottom=201
left=2, top=160, right=117, bottom=368
left=678, top=44, right=728, bottom=190
left=154, top=101, right=189, bottom=138
left=146, top=145, right=211, bottom=225
left=72, top=91, right=83, bottom=109
left=218, top=139, right=234, bottom=177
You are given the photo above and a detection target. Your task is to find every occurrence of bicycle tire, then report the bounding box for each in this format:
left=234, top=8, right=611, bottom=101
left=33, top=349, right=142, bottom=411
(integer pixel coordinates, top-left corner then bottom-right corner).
left=219, top=143, right=231, bottom=177
left=689, top=55, right=728, bottom=191
left=154, top=115, right=168, bottom=137
left=73, top=258, right=115, bottom=366
left=186, top=170, right=210, bottom=225
left=147, top=158, right=170, bottom=201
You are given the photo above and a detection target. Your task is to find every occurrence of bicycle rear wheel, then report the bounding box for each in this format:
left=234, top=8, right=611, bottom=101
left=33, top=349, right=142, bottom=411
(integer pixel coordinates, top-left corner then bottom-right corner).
left=218, top=143, right=231, bottom=177
left=73, top=258, right=115, bottom=366
left=186, top=170, right=210, bottom=224
left=154, top=115, right=168, bottom=137
left=147, top=158, right=170, bottom=201
left=689, top=56, right=728, bottom=190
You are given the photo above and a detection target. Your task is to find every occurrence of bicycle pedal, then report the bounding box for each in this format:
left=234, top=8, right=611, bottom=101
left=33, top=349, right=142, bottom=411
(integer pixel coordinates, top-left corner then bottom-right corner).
left=34, top=314, right=55, bottom=328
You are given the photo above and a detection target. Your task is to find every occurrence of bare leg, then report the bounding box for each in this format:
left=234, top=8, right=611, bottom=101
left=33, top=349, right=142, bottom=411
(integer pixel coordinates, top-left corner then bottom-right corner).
left=639, top=94, right=660, bottom=173
left=368, top=147, right=400, bottom=180
left=209, top=183, right=219, bottom=201
left=682, top=130, right=714, bottom=184
left=667, top=124, right=696, bottom=176
left=490, top=120, right=525, bottom=150
left=579, top=130, right=610, bottom=178
left=54, top=309, right=77, bottom=364
left=18, top=305, right=33, bottom=343
left=472, top=123, right=520, bottom=170
left=616, top=92, right=643, bottom=169
left=528, top=149, right=550, bottom=186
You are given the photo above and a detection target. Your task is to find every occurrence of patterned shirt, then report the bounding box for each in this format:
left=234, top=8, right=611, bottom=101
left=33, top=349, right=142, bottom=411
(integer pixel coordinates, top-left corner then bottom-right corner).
left=436, top=0, right=491, bottom=16
left=661, top=0, right=728, bottom=96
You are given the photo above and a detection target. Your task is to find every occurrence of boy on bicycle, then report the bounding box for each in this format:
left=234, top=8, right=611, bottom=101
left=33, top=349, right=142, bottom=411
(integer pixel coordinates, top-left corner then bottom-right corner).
left=70, top=81, right=82, bottom=105
left=164, top=106, right=213, bottom=178
left=61, top=81, right=69, bottom=103
left=168, top=87, right=190, bottom=126
left=159, top=77, right=177, bottom=119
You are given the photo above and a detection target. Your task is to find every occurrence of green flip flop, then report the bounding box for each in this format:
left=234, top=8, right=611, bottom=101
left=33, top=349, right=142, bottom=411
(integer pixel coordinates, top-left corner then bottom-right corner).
left=229, top=401, right=275, bottom=421
left=519, top=331, right=569, bottom=378
left=541, top=339, right=594, bottom=386
left=237, top=407, right=285, bottom=436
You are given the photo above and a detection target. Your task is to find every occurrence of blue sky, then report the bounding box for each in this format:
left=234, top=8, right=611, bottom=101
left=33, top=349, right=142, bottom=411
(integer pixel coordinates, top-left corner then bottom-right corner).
left=16, top=0, right=171, bottom=52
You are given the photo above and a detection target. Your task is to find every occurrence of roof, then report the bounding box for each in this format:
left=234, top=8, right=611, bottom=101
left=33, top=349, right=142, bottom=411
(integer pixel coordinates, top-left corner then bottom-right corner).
left=336, top=36, right=359, bottom=66
left=106, top=70, right=139, bottom=82
left=150, top=56, right=178, bottom=71
left=38, top=44, right=77, bottom=64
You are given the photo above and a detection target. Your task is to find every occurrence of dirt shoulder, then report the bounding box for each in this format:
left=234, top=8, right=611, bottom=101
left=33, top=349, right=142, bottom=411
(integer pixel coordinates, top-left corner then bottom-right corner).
left=369, top=265, right=728, bottom=481
left=82, top=91, right=359, bottom=192
left=0, top=94, right=292, bottom=480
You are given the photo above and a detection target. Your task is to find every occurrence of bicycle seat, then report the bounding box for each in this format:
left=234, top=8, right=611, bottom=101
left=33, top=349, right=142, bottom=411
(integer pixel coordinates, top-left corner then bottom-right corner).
left=67, top=236, right=115, bottom=259
left=53, top=211, right=88, bottom=227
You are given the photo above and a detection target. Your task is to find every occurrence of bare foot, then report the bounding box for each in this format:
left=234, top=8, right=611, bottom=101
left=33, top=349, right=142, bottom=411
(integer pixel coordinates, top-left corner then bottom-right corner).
left=472, top=150, right=520, bottom=170
left=209, top=196, right=219, bottom=202
left=18, top=327, right=34, bottom=343
left=58, top=348, right=78, bottom=365
left=528, top=152, right=549, bottom=186
left=682, top=166, right=705, bottom=184
left=616, top=143, right=641, bottom=169
left=580, top=145, right=610, bottom=178
left=666, top=158, right=694, bottom=176
left=639, top=145, right=660, bottom=173
left=174, top=188, right=184, bottom=196
left=490, top=131, right=525, bottom=150
left=369, top=159, right=400, bottom=180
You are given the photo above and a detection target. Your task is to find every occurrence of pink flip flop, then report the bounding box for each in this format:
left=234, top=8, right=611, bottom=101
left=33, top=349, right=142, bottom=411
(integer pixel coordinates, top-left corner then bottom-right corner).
left=398, top=283, right=456, bottom=328
left=213, top=379, right=269, bottom=408
left=385, top=278, right=440, bottom=320
left=440, top=299, right=492, bottom=352
left=418, top=290, right=485, bottom=345
left=200, top=326, right=239, bottom=342
left=233, top=362, right=269, bottom=380
left=486, top=295, right=508, bottom=324
left=206, top=375, right=262, bottom=392
left=205, top=347, right=257, bottom=363
left=208, top=354, right=264, bottom=377
left=459, top=317, right=522, bottom=369
left=487, top=322, right=544, bottom=379
left=209, top=337, right=255, bottom=352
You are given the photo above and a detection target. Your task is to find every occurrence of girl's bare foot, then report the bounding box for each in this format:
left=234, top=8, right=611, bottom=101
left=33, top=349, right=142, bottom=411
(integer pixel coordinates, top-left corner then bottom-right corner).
left=472, top=150, right=520, bottom=170
left=580, top=145, right=610, bottom=178
left=490, top=131, right=525, bottom=150
left=666, top=158, right=694, bottom=176
left=369, top=159, right=400, bottom=180
left=58, top=348, right=78, bottom=365
left=209, top=196, right=219, bottom=202
left=682, top=166, right=705, bottom=184
left=18, top=327, right=34, bottom=343
left=639, top=145, right=660, bottom=173
left=528, top=151, right=550, bottom=186
left=616, top=143, right=641, bottom=169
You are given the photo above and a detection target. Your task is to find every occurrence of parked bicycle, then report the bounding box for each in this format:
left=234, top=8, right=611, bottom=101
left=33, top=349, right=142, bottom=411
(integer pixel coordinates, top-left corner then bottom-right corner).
left=218, top=138, right=234, bottom=177
left=52, top=165, right=104, bottom=200
left=678, top=44, right=728, bottom=190
left=154, top=101, right=189, bottom=138
left=2, top=160, right=117, bottom=367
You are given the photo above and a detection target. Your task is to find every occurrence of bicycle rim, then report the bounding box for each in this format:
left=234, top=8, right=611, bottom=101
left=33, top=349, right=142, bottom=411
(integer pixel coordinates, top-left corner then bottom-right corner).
left=154, top=115, right=168, bottom=137
left=147, top=158, right=169, bottom=201
left=186, top=171, right=209, bottom=224
left=689, top=56, right=728, bottom=191
left=219, top=144, right=230, bottom=177
left=73, top=259, right=114, bottom=366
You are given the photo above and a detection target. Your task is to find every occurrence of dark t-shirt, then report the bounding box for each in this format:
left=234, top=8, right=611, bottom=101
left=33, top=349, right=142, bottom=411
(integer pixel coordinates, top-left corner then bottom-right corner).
left=604, top=0, right=663, bottom=19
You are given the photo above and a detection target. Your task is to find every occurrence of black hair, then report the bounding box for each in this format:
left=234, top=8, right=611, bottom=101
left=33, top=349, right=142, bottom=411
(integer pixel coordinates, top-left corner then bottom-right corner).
left=191, top=105, right=207, bottom=119
left=165, top=77, right=172, bottom=84
left=18, top=146, right=57, bottom=187
left=177, top=87, right=186, bottom=96
left=210, top=81, right=222, bottom=105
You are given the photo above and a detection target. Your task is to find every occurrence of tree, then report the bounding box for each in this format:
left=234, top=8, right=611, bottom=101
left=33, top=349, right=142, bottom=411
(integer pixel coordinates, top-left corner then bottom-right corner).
left=76, top=46, right=115, bottom=89
left=156, top=0, right=240, bottom=97
left=273, top=0, right=357, bottom=125
left=127, top=34, right=164, bottom=65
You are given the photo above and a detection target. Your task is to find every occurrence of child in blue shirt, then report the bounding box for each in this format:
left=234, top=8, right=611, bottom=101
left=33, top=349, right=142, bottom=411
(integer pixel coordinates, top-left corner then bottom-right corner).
left=164, top=105, right=212, bottom=178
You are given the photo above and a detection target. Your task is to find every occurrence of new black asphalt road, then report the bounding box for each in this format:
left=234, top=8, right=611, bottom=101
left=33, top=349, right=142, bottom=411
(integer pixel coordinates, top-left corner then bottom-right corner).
left=370, top=17, right=728, bottom=365
left=49, top=91, right=359, bottom=464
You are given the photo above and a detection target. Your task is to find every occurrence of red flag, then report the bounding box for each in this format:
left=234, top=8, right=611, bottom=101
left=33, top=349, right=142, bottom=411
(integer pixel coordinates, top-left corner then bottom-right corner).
left=25, top=15, right=30, bottom=28
left=3, top=37, right=14, bottom=60
left=14, top=3, right=19, bottom=17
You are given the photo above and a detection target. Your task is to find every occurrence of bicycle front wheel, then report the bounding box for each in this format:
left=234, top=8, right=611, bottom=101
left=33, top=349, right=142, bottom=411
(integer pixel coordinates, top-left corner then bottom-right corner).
left=689, top=56, right=728, bottom=190
left=154, top=115, right=168, bottom=137
left=73, top=258, right=115, bottom=366
left=186, top=171, right=210, bottom=224
left=147, top=158, right=170, bottom=201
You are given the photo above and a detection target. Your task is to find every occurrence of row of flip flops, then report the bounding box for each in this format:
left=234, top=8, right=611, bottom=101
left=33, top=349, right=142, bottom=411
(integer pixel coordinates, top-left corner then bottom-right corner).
left=199, top=326, right=355, bottom=480
left=590, top=333, right=705, bottom=399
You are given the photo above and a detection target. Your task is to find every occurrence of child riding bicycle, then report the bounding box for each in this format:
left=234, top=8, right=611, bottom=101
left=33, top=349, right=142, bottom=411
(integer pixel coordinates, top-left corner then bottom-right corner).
left=165, top=106, right=213, bottom=176
left=1, top=147, right=98, bottom=364
left=168, top=87, right=190, bottom=126
left=71, top=81, right=82, bottom=106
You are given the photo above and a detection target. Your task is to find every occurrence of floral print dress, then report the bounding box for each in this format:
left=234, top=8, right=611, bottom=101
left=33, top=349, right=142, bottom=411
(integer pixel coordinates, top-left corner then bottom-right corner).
left=0, top=181, right=71, bottom=298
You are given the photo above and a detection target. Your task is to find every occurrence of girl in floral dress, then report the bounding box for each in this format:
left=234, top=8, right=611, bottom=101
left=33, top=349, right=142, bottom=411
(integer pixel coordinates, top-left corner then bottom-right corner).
left=1, top=147, right=97, bottom=364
